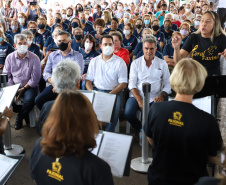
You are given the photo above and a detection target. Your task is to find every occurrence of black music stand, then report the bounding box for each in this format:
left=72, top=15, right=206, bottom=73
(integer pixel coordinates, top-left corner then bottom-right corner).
left=194, top=75, right=226, bottom=118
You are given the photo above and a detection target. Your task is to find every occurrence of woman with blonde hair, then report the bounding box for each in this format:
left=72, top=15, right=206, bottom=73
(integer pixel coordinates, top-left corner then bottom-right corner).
left=30, top=90, right=114, bottom=185
left=102, top=10, right=112, bottom=29
left=173, top=11, right=226, bottom=76
left=144, top=58, right=223, bottom=185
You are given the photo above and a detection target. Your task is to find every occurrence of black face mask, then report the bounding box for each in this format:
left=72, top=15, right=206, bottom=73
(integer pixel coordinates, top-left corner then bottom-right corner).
left=135, top=13, right=139, bottom=16
left=164, top=26, right=172, bottom=31
left=67, top=14, right=71, bottom=17
left=30, top=29, right=37, bottom=34
left=58, top=42, right=69, bottom=51
left=77, top=7, right=82, bottom=12
left=136, top=24, right=142, bottom=29
left=55, top=18, right=61, bottom=24
left=71, top=22, right=78, bottom=28
left=152, top=25, right=159, bottom=31
left=75, top=34, right=82, bottom=40
left=38, top=24, right=45, bottom=29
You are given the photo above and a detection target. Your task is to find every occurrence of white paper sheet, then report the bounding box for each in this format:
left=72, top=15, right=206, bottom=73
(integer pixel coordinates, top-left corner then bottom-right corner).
left=169, top=96, right=211, bottom=114
left=78, top=90, right=94, bottom=103
left=0, top=154, right=18, bottom=181
left=92, top=92, right=116, bottom=123
left=97, top=132, right=133, bottom=177
left=0, top=84, right=20, bottom=113
left=91, top=133, right=103, bottom=155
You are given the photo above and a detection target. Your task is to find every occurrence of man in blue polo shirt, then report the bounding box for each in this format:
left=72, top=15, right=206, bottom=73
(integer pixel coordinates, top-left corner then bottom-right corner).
left=93, top=4, right=102, bottom=21
left=155, top=3, right=169, bottom=26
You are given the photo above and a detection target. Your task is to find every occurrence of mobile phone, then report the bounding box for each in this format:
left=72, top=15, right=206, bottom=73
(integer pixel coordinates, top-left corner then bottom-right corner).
left=210, top=2, right=213, bottom=7
left=163, top=10, right=165, bottom=13
left=30, top=2, right=37, bottom=5
left=49, top=48, right=59, bottom=52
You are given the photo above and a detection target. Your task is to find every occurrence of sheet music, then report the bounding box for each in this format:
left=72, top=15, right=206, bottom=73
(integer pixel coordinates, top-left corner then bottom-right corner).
left=91, top=133, right=103, bottom=155
left=169, top=96, right=211, bottom=114
left=0, top=154, right=18, bottom=181
left=78, top=90, right=94, bottom=103
left=92, top=92, right=116, bottom=123
left=98, top=132, right=133, bottom=177
left=0, top=84, right=20, bottom=113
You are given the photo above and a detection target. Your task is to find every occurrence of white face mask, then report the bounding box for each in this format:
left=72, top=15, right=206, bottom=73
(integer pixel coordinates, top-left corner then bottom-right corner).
left=85, top=14, right=89, bottom=19
left=62, top=14, right=67, bottom=19
left=118, top=6, right=122, bottom=10
left=27, top=40, right=32, bottom=45
left=123, top=30, right=131, bottom=36
left=54, top=38, right=58, bottom=44
left=173, top=14, right=179, bottom=20
left=17, top=45, right=28, bottom=54
left=194, top=21, right=200, bottom=26
left=101, top=5, right=106, bottom=9
left=85, top=42, right=93, bottom=51
left=124, top=18, right=130, bottom=24
left=185, top=8, right=191, bottom=12
left=18, top=18, right=25, bottom=24
left=102, top=46, right=113, bottom=56
left=94, top=9, right=98, bottom=13
left=55, top=6, right=61, bottom=11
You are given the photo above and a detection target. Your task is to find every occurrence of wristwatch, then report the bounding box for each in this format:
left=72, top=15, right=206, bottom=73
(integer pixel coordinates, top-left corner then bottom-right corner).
left=2, top=116, right=10, bottom=122
left=23, top=86, right=26, bottom=90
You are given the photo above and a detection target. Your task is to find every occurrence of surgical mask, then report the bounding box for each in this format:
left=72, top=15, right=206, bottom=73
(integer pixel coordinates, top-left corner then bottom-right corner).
left=123, top=30, right=130, bottom=36
left=152, top=25, right=159, bottom=31
left=81, top=19, right=86, bottom=24
left=102, top=46, right=113, bottom=56
left=55, top=18, right=61, bottom=24
left=124, top=18, right=130, bottom=24
left=194, top=21, right=200, bottom=26
left=101, top=5, right=106, bottom=9
left=55, top=6, right=61, bottom=11
left=185, top=8, right=191, bottom=12
left=118, top=6, right=122, bottom=10
left=11, top=26, right=17, bottom=31
left=38, top=24, right=45, bottom=29
left=58, top=42, right=69, bottom=51
left=17, top=45, right=28, bottom=54
left=30, top=29, right=36, bottom=34
left=54, top=38, right=58, bottom=44
left=94, top=9, right=98, bottom=13
left=18, top=18, right=25, bottom=24
left=85, top=14, right=89, bottom=19
left=0, top=37, right=3, bottom=42
left=164, top=26, right=171, bottom=31
left=75, top=34, right=82, bottom=40
left=144, top=20, right=150, bottom=25
left=62, top=14, right=67, bottom=19
left=180, top=29, right=188, bottom=36
left=27, top=40, right=32, bottom=45
left=124, top=7, right=128, bottom=11
left=173, top=14, right=179, bottom=20
left=85, top=42, right=93, bottom=51
left=136, top=24, right=142, bottom=29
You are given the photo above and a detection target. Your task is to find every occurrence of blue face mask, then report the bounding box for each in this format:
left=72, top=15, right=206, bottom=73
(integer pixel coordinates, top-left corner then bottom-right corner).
left=81, top=19, right=86, bottom=24
left=0, top=37, right=3, bottom=42
left=124, top=7, right=128, bottom=11
left=144, top=20, right=150, bottom=25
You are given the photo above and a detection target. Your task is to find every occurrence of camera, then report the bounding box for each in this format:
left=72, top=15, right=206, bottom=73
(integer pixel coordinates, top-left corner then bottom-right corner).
left=30, top=2, right=37, bottom=5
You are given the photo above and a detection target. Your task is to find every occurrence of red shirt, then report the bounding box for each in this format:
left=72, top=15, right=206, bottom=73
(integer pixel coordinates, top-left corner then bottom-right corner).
left=172, top=21, right=181, bottom=27
left=114, top=47, right=129, bottom=66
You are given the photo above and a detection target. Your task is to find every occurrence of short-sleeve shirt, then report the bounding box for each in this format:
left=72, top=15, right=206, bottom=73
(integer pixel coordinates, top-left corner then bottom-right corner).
left=41, top=30, right=51, bottom=44
left=163, top=43, right=174, bottom=58
left=1, top=7, right=18, bottom=31
left=51, top=23, right=68, bottom=33
left=7, top=29, right=21, bottom=40
left=20, top=22, right=27, bottom=32
left=123, top=34, right=138, bottom=54
left=28, top=43, right=41, bottom=59
left=83, top=23, right=94, bottom=36
left=133, top=29, right=143, bottom=41
left=155, top=11, right=169, bottom=26
left=93, top=12, right=102, bottom=21
left=154, top=30, right=165, bottom=44
left=182, top=33, right=226, bottom=76
left=143, top=100, right=223, bottom=185
left=0, top=42, right=15, bottom=65
left=44, top=36, right=54, bottom=48
left=5, top=32, right=14, bottom=45
left=23, top=7, right=44, bottom=22
left=71, top=40, right=82, bottom=52
left=33, top=32, right=44, bottom=47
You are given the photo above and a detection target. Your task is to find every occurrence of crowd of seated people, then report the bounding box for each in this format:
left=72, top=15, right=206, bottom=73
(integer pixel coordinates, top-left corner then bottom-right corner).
left=0, top=0, right=225, bottom=184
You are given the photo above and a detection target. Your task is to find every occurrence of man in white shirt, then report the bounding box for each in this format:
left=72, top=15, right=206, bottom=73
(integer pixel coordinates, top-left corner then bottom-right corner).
left=85, top=35, right=128, bottom=132
left=124, top=35, right=171, bottom=134
left=217, top=0, right=226, bottom=29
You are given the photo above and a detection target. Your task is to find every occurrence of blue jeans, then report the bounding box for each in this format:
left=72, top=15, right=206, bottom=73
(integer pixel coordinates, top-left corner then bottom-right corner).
left=124, top=97, right=153, bottom=131
left=35, top=85, right=57, bottom=110
left=13, top=87, right=38, bottom=122
left=94, top=88, right=121, bottom=132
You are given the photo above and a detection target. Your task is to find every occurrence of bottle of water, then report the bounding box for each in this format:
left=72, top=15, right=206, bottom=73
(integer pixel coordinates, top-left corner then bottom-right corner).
left=139, top=129, right=142, bottom=146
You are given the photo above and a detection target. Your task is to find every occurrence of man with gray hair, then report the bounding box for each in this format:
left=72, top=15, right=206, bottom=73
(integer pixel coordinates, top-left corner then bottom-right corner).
left=35, top=30, right=84, bottom=110
left=160, top=13, right=178, bottom=31
left=36, top=59, right=81, bottom=135
left=3, top=34, right=41, bottom=130
left=124, top=35, right=171, bottom=137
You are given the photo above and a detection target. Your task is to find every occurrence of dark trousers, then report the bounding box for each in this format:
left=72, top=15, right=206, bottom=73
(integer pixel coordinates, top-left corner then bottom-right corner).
left=217, top=8, right=226, bottom=29
left=13, top=87, right=38, bottom=123
left=35, top=85, right=57, bottom=110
